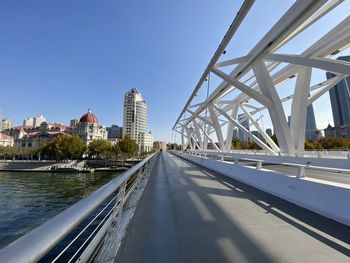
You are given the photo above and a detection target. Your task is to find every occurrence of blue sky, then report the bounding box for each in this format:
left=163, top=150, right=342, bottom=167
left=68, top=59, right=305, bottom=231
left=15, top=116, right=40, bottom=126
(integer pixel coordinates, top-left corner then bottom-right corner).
left=0, top=1, right=349, bottom=142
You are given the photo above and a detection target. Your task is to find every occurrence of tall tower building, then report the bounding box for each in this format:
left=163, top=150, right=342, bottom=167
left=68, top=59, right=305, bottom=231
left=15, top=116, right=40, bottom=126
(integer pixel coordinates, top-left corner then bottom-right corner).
left=33, top=115, right=46, bottom=127
left=305, top=104, right=317, bottom=140
left=0, top=119, right=12, bottom=131
left=237, top=114, right=250, bottom=142
left=326, top=56, right=350, bottom=137
left=23, top=117, right=34, bottom=126
left=123, top=88, right=153, bottom=152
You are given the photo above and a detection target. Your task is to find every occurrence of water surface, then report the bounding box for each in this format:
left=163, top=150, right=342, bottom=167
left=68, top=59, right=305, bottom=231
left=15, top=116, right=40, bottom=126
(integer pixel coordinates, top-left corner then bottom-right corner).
left=0, top=171, right=121, bottom=249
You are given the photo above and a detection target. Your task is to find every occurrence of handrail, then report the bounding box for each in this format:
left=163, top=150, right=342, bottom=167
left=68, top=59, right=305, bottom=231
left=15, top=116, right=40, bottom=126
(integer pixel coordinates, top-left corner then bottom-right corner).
left=0, top=153, right=157, bottom=263
left=179, top=150, right=350, bottom=178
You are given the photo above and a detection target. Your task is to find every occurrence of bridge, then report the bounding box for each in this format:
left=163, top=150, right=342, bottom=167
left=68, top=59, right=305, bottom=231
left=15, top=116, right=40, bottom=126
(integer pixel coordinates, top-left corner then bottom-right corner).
left=1, top=0, right=350, bottom=262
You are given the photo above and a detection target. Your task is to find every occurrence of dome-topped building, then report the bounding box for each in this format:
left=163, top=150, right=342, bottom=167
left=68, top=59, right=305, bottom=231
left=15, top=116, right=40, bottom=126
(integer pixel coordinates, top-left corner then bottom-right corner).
left=79, top=109, right=98, bottom=124
left=71, top=109, right=107, bottom=145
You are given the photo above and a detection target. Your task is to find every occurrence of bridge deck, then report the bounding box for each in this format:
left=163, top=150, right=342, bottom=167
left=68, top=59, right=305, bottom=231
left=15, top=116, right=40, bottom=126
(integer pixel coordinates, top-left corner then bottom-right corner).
left=116, top=152, right=350, bottom=263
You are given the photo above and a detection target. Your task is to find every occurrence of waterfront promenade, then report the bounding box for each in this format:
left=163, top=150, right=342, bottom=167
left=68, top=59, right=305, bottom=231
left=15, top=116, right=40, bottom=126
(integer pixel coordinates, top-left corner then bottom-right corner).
left=116, top=152, right=350, bottom=263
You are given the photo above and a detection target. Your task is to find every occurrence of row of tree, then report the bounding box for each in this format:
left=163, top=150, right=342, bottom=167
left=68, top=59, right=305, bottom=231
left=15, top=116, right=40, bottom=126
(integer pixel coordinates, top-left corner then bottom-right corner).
left=0, top=135, right=140, bottom=160
left=230, top=136, right=350, bottom=150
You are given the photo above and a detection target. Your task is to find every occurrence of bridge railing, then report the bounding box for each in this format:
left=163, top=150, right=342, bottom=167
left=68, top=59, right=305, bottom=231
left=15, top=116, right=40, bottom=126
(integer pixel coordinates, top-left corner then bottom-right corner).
left=0, top=152, right=158, bottom=263
left=202, top=149, right=350, bottom=159
left=179, top=150, right=350, bottom=182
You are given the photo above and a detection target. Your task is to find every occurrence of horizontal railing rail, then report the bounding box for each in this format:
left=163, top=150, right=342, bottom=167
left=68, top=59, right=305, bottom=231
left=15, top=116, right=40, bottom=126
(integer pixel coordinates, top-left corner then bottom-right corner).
left=0, top=152, right=158, bottom=263
left=202, top=149, right=350, bottom=159
left=178, top=150, right=350, bottom=181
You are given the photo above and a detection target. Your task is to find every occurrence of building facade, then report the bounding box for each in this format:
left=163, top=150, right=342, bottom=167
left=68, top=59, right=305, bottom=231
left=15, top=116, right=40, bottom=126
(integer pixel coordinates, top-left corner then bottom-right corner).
left=153, top=141, right=167, bottom=152
left=70, top=119, right=79, bottom=126
left=326, top=56, right=350, bottom=137
left=0, top=119, right=12, bottom=132
left=23, top=117, right=34, bottom=126
left=33, top=115, right=46, bottom=127
left=305, top=104, right=318, bottom=141
left=265, top=128, right=273, bottom=137
left=3, top=122, right=69, bottom=149
left=139, top=131, right=154, bottom=152
left=107, top=125, right=123, bottom=140
left=324, top=124, right=337, bottom=137
left=123, top=89, right=153, bottom=152
left=0, top=133, right=14, bottom=147
left=238, top=114, right=250, bottom=142
left=72, top=109, right=107, bottom=145
left=23, top=115, right=47, bottom=127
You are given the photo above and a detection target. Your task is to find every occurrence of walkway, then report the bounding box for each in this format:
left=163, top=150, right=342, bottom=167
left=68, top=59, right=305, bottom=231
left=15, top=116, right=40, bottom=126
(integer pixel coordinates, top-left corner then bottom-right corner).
left=116, top=152, right=350, bottom=263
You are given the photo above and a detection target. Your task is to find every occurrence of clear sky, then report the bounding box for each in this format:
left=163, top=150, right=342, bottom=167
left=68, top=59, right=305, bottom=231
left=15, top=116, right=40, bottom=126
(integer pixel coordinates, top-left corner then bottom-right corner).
left=0, top=1, right=349, bottom=142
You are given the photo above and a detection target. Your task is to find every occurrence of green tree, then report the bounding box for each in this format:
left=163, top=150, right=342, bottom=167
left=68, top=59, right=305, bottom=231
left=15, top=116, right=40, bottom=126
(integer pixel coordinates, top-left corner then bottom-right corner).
left=231, top=139, right=241, bottom=150
left=42, top=135, right=86, bottom=160
left=318, top=137, right=350, bottom=150
left=87, top=139, right=113, bottom=159
left=304, top=140, right=323, bottom=150
left=112, top=142, right=121, bottom=160
left=117, top=136, right=138, bottom=160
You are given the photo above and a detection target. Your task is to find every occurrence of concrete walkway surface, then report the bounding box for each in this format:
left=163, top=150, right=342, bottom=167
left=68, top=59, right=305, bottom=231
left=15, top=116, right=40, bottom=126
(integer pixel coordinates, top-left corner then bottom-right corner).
left=116, top=152, right=350, bottom=263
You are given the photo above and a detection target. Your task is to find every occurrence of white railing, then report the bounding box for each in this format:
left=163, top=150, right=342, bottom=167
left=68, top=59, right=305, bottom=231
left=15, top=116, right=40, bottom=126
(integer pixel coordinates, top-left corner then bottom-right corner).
left=0, top=153, right=158, bottom=263
left=185, top=149, right=350, bottom=170
left=179, top=150, right=350, bottom=182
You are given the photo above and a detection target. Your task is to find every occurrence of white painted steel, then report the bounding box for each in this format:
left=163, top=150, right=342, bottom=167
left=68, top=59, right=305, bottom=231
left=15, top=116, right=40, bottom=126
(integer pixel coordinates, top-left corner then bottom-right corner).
left=173, top=0, right=350, bottom=155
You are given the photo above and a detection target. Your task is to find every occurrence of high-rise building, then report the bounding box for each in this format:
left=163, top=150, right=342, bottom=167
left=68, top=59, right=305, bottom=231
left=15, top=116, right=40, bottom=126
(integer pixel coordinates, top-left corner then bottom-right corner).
left=265, top=128, right=273, bottom=137
left=107, top=125, right=123, bottom=139
left=33, top=115, right=46, bottom=127
left=23, top=117, right=34, bottom=126
left=326, top=56, right=350, bottom=137
left=232, top=128, right=239, bottom=140
left=0, top=119, right=12, bottom=131
left=288, top=106, right=317, bottom=141
left=70, top=119, right=79, bottom=126
left=23, top=115, right=47, bottom=127
left=238, top=114, right=250, bottom=142
left=251, top=130, right=264, bottom=142
left=123, top=88, right=153, bottom=151
left=305, top=104, right=317, bottom=141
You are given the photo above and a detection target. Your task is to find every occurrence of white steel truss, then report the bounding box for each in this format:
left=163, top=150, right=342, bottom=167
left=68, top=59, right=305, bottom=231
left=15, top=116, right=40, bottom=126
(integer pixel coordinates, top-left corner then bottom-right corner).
left=173, top=0, right=350, bottom=154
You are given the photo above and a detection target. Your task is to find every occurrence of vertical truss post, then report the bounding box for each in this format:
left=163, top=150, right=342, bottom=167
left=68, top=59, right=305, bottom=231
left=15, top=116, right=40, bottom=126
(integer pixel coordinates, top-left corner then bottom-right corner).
left=225, top=104, right=239, bottom=151
left=181, top=129, right=185, bottom=150
left=185, top=128, right=193, bottom=150
left=193, top=119, right=203, bottom=150
left=208, top=105, right=226, bottom=151
left=253, top=61, right=295, bottom=154
left=290, top=66, right=312, bottom=152
left=203, top=125, right=210, bottom=152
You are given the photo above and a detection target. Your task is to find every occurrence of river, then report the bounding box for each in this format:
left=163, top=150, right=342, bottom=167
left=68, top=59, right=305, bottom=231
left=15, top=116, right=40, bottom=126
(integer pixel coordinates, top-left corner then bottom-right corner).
left=0, top=171, right=121, bottom=249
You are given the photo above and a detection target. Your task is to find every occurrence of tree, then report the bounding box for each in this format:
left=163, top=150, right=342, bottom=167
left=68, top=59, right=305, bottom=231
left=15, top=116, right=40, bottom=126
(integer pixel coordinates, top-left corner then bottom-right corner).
left=117, top=136, right=138, bottom=160
left=112, top=142, right=121, bottom=160
left=304, top=140, right=323, bottom=150
left=87, top=139, right=113, bottom=159
left=42, top=135, right=86, bottom=160
left=231, top=139, right=241, bottom=150
left=167, top=143, right=182, bottom=150
left=318, top=137, right=350, bottom=150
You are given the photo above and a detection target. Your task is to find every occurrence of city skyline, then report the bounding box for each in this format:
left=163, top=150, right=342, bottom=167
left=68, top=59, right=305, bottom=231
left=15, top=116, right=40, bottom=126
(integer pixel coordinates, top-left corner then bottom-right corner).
left=1, top=1, right=350, bottom=142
